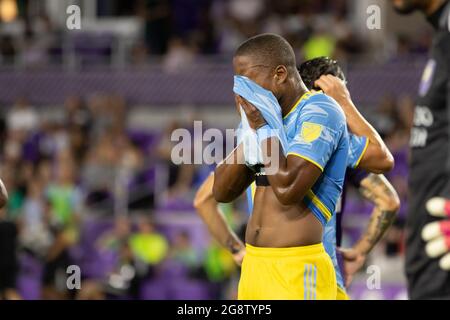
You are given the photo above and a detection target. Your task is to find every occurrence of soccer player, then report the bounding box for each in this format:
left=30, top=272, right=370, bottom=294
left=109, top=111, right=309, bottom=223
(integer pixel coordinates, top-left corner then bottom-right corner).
left=194, top=57, right=399, bottom=300
left=390, top=0, right=450, bottom=299
left=213, top=33, right=349, bottom=300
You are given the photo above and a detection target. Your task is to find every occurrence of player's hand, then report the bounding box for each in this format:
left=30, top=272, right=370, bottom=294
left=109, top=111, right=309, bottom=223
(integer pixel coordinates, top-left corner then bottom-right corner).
left=232, top=247, right=246, bottom=266
left=338, top=247, right=366, bottom=287
left=234, top=95, right=242, bottom=116
left=314, top=75, right=351, bottom=106
left=237, top=96, right=267, bottom=130
left=422, top=197, right=450, bottom=270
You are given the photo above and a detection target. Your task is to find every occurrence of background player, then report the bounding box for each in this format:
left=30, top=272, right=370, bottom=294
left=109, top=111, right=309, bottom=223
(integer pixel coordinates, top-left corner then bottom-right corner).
left=300, top=57, right=400, bottom=297
left=390, top=0, right=450, bottom=299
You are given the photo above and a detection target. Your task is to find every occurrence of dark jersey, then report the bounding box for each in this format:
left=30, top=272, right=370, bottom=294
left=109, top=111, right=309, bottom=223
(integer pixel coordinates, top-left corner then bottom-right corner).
left=406, top=1, right=450, bottom=299
left=336, top=168, right=369, bottom=247
left=0, top=219, right=18, bottom=291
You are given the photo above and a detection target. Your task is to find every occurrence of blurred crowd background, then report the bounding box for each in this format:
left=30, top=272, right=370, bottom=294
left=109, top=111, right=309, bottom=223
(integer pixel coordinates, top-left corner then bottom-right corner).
left=0, top=0, right=431, bottom=299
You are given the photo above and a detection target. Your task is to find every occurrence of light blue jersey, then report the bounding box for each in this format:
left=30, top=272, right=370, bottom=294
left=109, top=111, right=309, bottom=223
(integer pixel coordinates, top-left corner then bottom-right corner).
left=284, top=91, right=349, bottom=226
left=322, top=133, right=368, bottom=292
left=243, top=92, right=368, bottom=292
left=244, top=90, right=349, bottom=224
left=347, top=133, right=368, bottom=169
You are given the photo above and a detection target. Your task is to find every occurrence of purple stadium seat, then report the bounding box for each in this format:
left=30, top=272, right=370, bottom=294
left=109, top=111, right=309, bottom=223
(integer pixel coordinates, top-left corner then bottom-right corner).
left=156, top=198, right=194, bottom=211
left=139, top=278, right=170, bottom=300
left=17, top=254, right=43, bottom=300
left=127, top=129, right=160, bottom=153
left=17, top=276, right=42, bottom=300
left=169, top=279, right=210, bottom=300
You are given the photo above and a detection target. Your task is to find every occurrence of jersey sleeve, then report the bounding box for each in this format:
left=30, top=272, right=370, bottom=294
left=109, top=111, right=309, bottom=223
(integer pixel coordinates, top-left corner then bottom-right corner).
left=287, top=103, right=345, bottom=171
left=347, top=133, right=369, bottom=169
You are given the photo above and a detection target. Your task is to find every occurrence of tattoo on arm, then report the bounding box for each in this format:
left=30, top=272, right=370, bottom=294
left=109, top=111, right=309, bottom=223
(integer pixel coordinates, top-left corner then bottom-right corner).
left=356, top=174, right=399, bottom=254
left=359, top=209, right=396, bottom=252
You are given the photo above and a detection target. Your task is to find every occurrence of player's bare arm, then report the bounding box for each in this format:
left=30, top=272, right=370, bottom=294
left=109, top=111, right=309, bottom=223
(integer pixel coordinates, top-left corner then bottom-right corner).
left=213, top=143, right=255, bottom=203
left=355, top=174, right=400, bottom=254
left=239, top=97, right=322, bottom=206
left=315, top=75, right=394, bottom=174
left=194, top=173, right=245, bottom=265
left=340, top=174, right=400, bottom=286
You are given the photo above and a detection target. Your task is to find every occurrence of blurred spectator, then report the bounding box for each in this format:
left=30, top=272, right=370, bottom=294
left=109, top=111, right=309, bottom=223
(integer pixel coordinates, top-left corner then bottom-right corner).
left=302, top=24, right=335, bottom=61
left=18, top=13, right=58, bottom=68
left=92, top=216, right=134, bottom=298
left=169, top=230, right=199, bottom=270
left=19, top=179, right=52, bottom=258
left=128, top=216, right=168, bottom=297
left=228, top=0, right=265, bottom=23
left=6, top=97, right=38, bottom=133
left=156, top=121, right=195, bottom=200
left=0, top=0, right=432, bottom=67
left=163, top=37, right=196, bottom=73
left=137, top=0, right=171, bottom=55
left=98, top=216, right=131, bottom=252
left=39, top=122, right=70, bottom=160
left=82, top=132, right=119, bottom=212
left=0, top=35, right=16, bottom=65
left=46, top=152, right=82, bottom=228
left=129, top=216, right=168, bottom=266
left=41, top=152, right=81, bottom=299
left=201, top=242, right=236, bottom=299
left=41, top=217, right=75, bottom=300
left=2, top=162, right=25, bottom=219
left=130, top=42, right=149, bottom=65
left=64, top=96, right=92, bottom=164
left=374, top=95, right=398, bottom=137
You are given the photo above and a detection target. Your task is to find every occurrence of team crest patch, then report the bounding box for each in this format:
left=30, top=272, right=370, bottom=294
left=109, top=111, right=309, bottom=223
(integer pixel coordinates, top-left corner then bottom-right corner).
left=301, top=122, right=322, bottom=143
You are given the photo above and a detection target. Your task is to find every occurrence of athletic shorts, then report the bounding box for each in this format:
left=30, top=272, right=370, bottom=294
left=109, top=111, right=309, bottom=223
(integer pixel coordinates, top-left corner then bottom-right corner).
left=336, top=286, right=350, bottom=300
left=238, top=243, right=337, bottom=300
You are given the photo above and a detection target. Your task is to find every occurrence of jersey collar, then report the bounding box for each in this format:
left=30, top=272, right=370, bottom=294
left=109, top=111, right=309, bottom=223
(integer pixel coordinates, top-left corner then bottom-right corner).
left=283, top=90, right=322, bottom=119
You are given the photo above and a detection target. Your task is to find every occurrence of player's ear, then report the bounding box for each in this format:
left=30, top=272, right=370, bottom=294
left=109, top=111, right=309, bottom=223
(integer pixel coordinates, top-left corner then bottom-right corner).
left=274, top=65, right=288, bottom=84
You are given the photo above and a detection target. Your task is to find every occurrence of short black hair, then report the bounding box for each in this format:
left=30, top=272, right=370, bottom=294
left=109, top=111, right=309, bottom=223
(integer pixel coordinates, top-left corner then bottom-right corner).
left=235, top=33, right=297, bottom=71
left=298, top=57, right=346, bottom=90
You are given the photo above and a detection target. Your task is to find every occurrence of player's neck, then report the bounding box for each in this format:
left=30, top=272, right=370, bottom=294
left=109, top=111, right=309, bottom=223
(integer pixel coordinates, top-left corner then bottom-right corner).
left=280, top=80, right=308, bottom=117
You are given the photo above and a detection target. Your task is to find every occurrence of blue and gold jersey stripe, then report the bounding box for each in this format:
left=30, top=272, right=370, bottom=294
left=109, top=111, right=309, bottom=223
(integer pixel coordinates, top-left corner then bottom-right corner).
left=283, top=90, right=322, bottom=120
left=304, top=190, right=332, bottom=224
left=354, top=137, right=369, bottom=168
left=287, top=152, right=324, bottom=172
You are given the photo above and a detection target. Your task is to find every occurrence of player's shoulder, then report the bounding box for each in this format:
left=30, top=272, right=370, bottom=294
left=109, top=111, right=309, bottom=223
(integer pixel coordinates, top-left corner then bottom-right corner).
left=300, top=92, right=346, bottom=124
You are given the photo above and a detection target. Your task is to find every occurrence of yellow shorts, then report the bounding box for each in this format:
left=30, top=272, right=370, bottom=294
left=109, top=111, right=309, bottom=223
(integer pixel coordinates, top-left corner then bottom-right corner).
left=238, top=243, right=337, bottom=300
left=336, top=286, right=350, bottom=300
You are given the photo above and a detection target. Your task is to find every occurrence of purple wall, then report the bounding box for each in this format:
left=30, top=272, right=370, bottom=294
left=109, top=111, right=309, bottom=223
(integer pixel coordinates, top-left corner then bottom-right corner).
left=0, top=61, right=424, bottom=106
